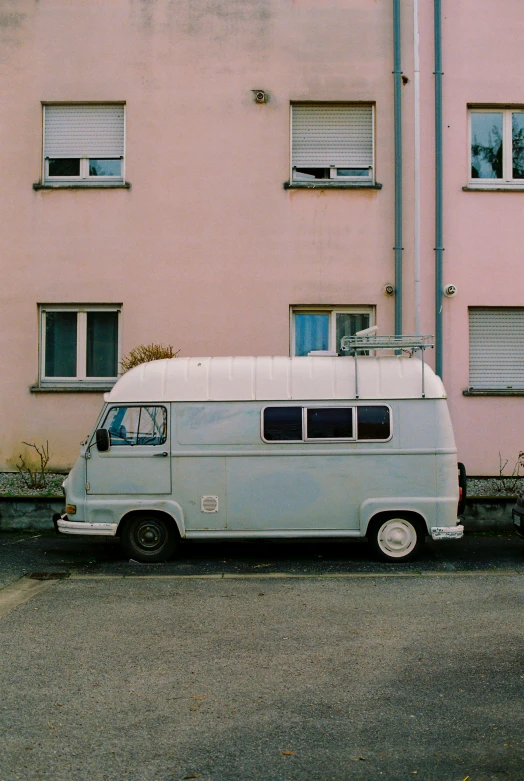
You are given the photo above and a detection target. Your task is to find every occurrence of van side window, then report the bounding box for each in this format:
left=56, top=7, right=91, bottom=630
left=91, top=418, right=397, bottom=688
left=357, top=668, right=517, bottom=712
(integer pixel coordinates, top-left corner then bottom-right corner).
left=263, top=407, right=303, bottom=441
left=263, top=406, right=390, bottom=442
left=356, top=405, right=390, bottom=440
left=306, top=408, right=353, bottom=439
left=103, top=406, right=167, bottom=446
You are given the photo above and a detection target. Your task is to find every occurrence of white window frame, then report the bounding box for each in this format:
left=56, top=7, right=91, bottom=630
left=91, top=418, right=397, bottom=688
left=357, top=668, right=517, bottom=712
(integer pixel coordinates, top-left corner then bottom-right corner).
left=39, top=304, right=122, bottom=387
left=290, top=103, right=375, bottom=185
left=42, top=103, right=126, bottom=186
left=43, top=156, right=125, bottom=184
left=468, top=106, right=524, bottom=187
left=290, top=306, right=375, bottom=357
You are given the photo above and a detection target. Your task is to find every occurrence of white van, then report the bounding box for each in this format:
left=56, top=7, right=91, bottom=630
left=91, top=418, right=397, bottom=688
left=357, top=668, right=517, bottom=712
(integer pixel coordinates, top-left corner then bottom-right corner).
left=54, top=353, right=465, bottom=563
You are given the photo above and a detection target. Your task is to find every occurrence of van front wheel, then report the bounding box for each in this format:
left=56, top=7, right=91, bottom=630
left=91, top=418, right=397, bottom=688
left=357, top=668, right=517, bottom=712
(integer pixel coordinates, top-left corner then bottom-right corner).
left=369, top=515, right=423, bottom=563
left=121, top=514, right=177, bottom=563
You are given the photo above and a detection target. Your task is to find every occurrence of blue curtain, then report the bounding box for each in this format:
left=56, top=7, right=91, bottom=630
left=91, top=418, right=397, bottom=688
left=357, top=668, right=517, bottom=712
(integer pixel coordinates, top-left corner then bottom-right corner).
left=295, top=314, right=329, bottom=356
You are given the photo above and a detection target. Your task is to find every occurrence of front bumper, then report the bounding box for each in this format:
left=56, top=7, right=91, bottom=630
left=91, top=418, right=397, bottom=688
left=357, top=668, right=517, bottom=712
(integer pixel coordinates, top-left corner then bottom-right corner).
left=53, top=513, right=118, bottom=537
left=430, top=524, right=464, bottom=541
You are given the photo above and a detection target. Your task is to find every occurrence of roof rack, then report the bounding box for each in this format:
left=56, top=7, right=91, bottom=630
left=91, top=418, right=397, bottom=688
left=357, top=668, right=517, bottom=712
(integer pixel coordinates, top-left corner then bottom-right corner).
left=340, top=332, right=434, bottom=354
left=339, top=331, right=435, bottom=398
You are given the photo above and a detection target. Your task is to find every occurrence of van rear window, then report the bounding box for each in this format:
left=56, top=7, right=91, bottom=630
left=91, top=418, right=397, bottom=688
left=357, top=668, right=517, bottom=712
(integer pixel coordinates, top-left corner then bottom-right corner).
left=356, top=406, right=390, bottom=440
left=263, top=407, right=303, bottom=441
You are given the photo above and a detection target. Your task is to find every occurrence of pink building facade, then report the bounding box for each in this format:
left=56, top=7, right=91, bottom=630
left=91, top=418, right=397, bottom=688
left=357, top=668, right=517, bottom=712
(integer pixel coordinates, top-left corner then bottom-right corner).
left=0, top=0, right=523, bottom=475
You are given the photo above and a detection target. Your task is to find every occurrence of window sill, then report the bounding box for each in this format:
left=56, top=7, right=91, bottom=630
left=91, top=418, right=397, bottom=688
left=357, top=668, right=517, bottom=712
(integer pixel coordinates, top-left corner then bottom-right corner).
left=30, top=384, right=116, bottom=393
left=463, top=184, right=524, bottom=192
left=284, top=181, right=383, bottom=190
left=33, top=182, right=131, bottom=190
left=463, top=389, right=524, bottom=396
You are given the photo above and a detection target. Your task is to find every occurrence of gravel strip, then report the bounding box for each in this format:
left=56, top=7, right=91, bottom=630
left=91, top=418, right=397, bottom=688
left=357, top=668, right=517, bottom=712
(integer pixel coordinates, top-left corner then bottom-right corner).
left=0, top=472, right=65, bottom=498
left=467, top=477, right=523, bottom=499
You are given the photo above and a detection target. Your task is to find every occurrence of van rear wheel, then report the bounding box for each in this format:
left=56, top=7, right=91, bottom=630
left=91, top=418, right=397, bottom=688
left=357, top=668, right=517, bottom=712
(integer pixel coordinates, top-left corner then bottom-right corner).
left=369, top=515, right=423, bottom=563
left=121, top=514, right=177, bottom=563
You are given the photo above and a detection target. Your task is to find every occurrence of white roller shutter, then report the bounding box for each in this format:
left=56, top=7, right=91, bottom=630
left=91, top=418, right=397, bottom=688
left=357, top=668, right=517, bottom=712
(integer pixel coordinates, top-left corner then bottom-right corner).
left=44, top=104, right=125, bottom=158
left=292, top=104, right=373, bottom=168
left=469, top=308, right=524, bottom=389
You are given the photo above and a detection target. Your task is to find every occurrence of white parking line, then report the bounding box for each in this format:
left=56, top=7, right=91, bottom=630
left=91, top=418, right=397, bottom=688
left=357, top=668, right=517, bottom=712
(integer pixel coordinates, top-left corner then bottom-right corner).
left=0, top=578, right=60, bottom=619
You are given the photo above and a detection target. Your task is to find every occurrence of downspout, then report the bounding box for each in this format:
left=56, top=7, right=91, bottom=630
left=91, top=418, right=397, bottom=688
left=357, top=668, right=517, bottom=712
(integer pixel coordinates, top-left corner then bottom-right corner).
left=393, top=0, right=403, bottom=336
left=434, top=0, right=444, bottom=376
left=414, top=0, right=421, bottom=335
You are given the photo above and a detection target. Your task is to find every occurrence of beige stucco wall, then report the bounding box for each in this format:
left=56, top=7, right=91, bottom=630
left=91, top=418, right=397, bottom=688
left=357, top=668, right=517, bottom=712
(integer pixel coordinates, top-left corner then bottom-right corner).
left=1, top=0, right=523, bottom=474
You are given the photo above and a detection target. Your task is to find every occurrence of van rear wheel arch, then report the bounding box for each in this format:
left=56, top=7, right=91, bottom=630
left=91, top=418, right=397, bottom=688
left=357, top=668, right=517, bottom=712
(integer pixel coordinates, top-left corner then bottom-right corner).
left=118, top=510, right=180, bottom=563
left=367, top=511, right=427, bottom=563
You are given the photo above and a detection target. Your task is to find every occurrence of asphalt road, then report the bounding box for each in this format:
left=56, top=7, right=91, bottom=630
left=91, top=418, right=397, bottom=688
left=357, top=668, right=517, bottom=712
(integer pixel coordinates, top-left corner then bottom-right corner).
left=0, top=531, right=523, bottom=781
left=1, top=530, right=524, bottom=587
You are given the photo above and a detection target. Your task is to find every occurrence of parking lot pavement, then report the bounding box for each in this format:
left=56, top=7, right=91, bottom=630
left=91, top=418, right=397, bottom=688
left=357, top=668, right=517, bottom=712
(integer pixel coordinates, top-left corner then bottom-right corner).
left=1, top=565, right=523, bottom=781
left=0, top=529, right=523, bottom=587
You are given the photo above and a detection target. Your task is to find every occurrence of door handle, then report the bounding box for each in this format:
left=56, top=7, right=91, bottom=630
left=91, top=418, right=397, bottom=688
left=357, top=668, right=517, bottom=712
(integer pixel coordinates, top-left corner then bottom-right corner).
left=154, top=452, right=169, bottom=457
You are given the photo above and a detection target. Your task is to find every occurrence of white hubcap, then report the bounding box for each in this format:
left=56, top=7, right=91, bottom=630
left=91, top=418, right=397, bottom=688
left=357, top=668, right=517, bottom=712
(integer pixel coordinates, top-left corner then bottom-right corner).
left=377, top=519, right=417, bottom=558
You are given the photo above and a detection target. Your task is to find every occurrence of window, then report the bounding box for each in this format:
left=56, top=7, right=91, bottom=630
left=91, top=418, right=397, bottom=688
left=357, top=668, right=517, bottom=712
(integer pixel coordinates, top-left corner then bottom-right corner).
left=356, top=406, right=391, bottom=440
left=103, top=406, right=167, bottom=446
left=290, top=104, right=374, bottom=185
left=39, top=305, right=121, bottom=387
left=469, top=108, right=524, bottom=185
left=262, top=405, right=390, bottom=442
left=263, top=407, right=303, bottom=441
left=42, top=104, right=125, bottom=186
left=469, top=308, right=524, bottom=391
left=307, top=407, right=353, bottom=439
left=291, top=306, right=373, bottom=357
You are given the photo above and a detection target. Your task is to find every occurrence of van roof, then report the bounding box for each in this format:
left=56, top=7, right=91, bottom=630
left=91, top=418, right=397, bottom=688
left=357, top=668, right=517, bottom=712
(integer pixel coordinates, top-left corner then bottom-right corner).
left=104, top=356, right=446, bottom=403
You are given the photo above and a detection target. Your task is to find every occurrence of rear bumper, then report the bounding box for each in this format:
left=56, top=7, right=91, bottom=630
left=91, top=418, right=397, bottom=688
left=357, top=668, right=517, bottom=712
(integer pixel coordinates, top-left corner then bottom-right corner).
left=54, top=513, right=118, bottom=537
left=430, top=525, right=464, bottom=541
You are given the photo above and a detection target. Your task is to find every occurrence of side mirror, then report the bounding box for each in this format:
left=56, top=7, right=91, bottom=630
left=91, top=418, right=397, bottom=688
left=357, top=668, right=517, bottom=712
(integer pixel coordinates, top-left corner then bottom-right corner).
left=96, top=428, right=111, bottom=452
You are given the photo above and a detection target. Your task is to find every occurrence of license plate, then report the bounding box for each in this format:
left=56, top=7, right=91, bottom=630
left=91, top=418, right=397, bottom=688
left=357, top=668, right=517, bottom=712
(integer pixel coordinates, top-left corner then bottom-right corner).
left=513, top=513, right=521, bottom=527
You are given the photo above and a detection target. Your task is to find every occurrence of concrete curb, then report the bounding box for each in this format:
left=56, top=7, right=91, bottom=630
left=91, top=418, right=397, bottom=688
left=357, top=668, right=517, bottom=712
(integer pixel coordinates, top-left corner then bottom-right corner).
left=0, top=497, right=64, bottom=531
left=462, top=496, right=515, bottom=531
left=0, top=495, right=517, bottom=533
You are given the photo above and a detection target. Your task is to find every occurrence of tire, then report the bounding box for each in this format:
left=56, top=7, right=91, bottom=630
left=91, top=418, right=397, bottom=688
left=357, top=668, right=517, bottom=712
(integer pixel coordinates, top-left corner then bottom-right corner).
left=369, top=514, right=424, bottom=563
left=121, top=513, right=178, bottom=563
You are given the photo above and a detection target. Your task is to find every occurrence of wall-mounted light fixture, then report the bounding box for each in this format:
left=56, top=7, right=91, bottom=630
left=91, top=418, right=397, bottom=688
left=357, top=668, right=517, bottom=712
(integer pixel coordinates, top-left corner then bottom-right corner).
left=252, top=90, right=268, bottom=104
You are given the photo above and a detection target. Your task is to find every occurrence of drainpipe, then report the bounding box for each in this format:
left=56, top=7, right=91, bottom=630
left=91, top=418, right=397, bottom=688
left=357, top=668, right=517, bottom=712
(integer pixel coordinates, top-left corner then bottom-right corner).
left=393, top=0, right=403, bottom=337
left=414, top=0, right=421, bottom=335
left=434, top=0, right=444, bottom=377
